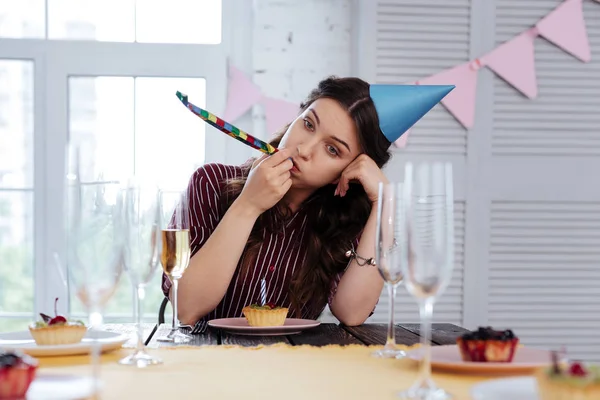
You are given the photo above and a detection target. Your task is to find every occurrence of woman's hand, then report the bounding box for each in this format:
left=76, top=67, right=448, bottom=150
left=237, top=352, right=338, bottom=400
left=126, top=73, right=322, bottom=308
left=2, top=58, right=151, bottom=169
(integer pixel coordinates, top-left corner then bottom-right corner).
left=236, top=148, right=293, bottom=216
left=334, top=154, right=388, bottom=204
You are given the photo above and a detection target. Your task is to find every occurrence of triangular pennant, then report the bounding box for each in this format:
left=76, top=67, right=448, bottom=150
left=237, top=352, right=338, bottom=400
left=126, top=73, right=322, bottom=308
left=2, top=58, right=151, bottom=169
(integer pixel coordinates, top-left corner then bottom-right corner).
left=536, top=0, right=591, bottom=62
left=393, top=129, right=410, bottom=148
left=261, top=97, right=299, bottom=134
left=481, top=28, right=538, bottom=99
left=417, top=62, right=479, bottom=129
left=223, top=64, right=263, bottom=121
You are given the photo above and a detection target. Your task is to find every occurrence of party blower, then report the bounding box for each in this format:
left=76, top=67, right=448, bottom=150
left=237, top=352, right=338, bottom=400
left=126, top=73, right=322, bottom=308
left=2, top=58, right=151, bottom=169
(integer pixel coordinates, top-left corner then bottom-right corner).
left=177, top=83, right=455, bottom=156
left=176, top=91, right=278, bottom=155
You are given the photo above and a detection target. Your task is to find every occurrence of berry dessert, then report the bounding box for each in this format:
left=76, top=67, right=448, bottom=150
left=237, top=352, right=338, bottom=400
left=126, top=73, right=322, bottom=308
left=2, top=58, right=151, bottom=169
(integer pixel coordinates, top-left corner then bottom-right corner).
left=456, top=326, right=519, bottom=362
left=242, top=303, right=288, bottom=327
left=536, top=352, right=600, bottom=400
left=0, top=350, right=38, bottom=399
left=28, top=298, right=86, bottom=346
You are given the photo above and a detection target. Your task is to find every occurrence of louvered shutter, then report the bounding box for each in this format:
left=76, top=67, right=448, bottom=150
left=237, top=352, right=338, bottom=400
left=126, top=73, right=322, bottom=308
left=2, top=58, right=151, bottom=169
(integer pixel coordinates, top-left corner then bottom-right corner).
left=351, top=0, right=471, bottom=325
left=487, top=0, right=600, bottom=362
left=355, top=0, right=600, bottom=362
left=374, top=0, right=470, bottom=155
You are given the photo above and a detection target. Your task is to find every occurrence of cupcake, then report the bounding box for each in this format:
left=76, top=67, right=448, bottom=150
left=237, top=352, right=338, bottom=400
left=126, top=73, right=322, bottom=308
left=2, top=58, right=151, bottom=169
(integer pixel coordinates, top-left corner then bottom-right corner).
left=536, top=352, right=600, bottom=400
left=28, top=298, right=87, bottom=346
left=242, top=303, right=288, bottom=327
left=456, top=326, right=519, bottom=362
left=0, top=350, right=38, bottom=399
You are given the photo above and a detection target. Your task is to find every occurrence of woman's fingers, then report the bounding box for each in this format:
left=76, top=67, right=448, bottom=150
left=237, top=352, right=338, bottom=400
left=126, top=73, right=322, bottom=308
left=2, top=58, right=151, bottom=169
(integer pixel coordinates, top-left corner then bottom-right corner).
left=261, top=148, right=292, bottom=169
left=251, top=153, right=269, bottom=170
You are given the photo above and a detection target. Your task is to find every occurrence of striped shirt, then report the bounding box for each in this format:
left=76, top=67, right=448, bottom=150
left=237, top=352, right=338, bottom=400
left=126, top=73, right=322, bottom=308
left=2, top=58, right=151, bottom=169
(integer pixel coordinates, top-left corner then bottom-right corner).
left=161, top=162, right=349, bottom=323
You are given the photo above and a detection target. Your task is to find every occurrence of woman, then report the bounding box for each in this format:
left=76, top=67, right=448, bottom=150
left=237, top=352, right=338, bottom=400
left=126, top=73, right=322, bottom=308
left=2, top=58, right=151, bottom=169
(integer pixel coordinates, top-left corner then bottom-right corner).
left=162, top=76, right=453, bottom=327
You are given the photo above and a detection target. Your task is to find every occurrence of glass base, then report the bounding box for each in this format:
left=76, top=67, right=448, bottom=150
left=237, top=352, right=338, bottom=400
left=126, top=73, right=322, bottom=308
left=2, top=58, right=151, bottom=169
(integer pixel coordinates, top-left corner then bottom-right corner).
left=372, top=344, right=406, bottom=359
left=156, top=329, right=192, bottom=343
left=174, top=330, right=193, bottom=340
left=398, top=382, right=452, bottom=400
left=118, top=349, right=162, bottom=368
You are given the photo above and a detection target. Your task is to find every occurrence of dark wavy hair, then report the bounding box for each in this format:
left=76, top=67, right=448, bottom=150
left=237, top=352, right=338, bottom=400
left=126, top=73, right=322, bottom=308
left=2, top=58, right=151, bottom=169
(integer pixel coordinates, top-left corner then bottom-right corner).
left=223, top=76, right=392, bottom=317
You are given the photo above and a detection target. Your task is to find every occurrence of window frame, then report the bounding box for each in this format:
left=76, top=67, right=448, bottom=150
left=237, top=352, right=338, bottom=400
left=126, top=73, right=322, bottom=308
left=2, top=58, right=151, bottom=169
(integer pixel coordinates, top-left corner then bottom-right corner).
left=0, top=0, right=251, bottom=322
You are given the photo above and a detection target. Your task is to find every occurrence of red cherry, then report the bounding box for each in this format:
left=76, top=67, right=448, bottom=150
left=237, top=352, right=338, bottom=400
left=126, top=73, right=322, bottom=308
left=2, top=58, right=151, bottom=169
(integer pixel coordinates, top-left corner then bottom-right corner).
left=569, top=362, right=587, bottom=377
left=266, top=302, right=276, bottom=309
left=48, top=316, right=67, bottom=325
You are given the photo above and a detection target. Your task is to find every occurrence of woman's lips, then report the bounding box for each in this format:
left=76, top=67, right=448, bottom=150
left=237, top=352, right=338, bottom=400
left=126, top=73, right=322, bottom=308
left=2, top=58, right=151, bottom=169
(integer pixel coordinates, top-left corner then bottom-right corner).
left=291, top=158, right=301, bottom=173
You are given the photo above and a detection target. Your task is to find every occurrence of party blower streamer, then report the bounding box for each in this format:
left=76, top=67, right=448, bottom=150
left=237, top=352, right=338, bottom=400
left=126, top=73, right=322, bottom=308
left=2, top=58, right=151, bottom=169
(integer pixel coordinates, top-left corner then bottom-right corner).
left=176, top=91, right=278, bottom=155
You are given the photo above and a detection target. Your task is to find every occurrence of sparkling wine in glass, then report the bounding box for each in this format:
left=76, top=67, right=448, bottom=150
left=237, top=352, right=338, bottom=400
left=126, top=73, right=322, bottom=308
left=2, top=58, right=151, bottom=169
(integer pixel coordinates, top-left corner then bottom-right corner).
left=158, top=189, right=192, bottom=342
left=398, top=162, right=455, bottom=400
left=118, top=178, right=163, bottom=367
left=372, top=182, right=406, bottom=359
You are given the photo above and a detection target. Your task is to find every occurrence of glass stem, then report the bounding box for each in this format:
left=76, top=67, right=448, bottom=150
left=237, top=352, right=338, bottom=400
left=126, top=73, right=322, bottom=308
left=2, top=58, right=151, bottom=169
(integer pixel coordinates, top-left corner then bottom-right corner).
left=172, top=278, right=179, bottom=331
left=418, top=298, right=434, bottom=385
left=135, top=285, right=145, bottom=352
left=385, top=283, right=397, bottom=348
left=89, top=308, right=103, bottom=396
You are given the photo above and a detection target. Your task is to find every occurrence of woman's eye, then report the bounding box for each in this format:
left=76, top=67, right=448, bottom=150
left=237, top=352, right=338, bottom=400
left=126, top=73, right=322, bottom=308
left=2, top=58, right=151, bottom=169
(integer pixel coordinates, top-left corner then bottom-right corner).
left=303, top=118, right=314, bottom=130
left=327, top=145, right=339, bottom=156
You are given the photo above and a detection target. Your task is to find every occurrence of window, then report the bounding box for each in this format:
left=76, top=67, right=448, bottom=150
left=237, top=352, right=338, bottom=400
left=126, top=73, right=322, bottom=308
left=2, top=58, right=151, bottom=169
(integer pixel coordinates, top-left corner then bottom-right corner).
left=0, top=0, right=231, bottom=329
left=0, top=0, right=45, bottom=39
left=0, top=0, right=222, bottom=43
left=0, top=60, right=34, bottom=331
left=68, top=76, right=207, bottom=317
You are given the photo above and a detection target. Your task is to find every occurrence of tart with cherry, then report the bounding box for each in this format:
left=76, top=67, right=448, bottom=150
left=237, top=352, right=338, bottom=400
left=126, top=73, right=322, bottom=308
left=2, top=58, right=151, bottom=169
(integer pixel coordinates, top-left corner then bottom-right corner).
left=28, top=298, right=86, bottom=346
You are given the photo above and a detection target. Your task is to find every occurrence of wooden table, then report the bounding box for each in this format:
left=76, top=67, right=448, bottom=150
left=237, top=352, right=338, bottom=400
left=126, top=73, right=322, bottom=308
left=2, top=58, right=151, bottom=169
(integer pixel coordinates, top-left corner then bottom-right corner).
left=145, top=322, right=469, bottom=348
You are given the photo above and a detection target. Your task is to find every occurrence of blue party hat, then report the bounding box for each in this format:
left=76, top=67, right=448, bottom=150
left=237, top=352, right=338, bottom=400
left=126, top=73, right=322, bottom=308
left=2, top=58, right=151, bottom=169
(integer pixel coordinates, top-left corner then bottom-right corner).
left=370, top=84, right=455, bottom=143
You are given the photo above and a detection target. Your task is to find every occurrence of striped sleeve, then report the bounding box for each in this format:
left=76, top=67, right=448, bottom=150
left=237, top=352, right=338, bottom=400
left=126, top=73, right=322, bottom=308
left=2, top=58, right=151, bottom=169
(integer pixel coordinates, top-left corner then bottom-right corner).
left=161, top=163, right=230, bottom=298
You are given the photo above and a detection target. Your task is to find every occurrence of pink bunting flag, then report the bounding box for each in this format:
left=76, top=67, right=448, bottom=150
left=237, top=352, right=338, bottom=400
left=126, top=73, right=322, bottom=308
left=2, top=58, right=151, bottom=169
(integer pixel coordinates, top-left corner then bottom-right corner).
left=536, top=0, right=591, bottom=62
left=393, top=129, right=410, bottom=148
left=481, top=28, right=539, bottom=99
left=223, top=64, right=263, bottom=122
left=417, top=62, right=479, bottom=129
left=261, top=97, right=299, bottom=135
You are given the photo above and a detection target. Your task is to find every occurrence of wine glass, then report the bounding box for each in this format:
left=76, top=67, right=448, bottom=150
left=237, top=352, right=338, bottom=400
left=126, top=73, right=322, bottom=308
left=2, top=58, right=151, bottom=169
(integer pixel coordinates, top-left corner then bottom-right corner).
left=157, top=189, right=192, bottom=343
left=372, top=182, right=406, bottom=359
left=118, top=178, right=163, bottom=367
left=65, top=145, right=126, bottom=392
left=398, top=162, right=455, bottom=400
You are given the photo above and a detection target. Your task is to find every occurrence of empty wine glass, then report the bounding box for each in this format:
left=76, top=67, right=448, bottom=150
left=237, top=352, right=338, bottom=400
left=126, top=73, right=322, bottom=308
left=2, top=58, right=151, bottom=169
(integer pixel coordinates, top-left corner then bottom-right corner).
left=156, top=189, right=192, bottom=343
left=398, top=162, right=455, bottom=400
left=372, top=182, right=406, bottom=359
left=65, top=145, right=126, bottom=393
left=118, top=178, right=163, bottom=367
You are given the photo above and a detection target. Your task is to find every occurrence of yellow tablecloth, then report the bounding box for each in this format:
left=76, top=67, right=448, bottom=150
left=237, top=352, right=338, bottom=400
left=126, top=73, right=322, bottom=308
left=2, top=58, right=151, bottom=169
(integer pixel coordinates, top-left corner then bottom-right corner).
left=36, top=344, right=531, bottom=400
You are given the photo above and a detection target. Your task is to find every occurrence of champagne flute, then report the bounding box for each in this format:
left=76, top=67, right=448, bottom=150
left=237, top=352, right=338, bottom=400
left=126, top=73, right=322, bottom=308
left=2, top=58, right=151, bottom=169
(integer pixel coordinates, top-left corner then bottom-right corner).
left=398, top=162, right=454, bottom=400
left=372, top=182, right=406, bottom=359
left=118, top=178, right=163, bottom=367
left=65, top=145, right=126, bottom=393
left=157, top=189, right=192, bottom=343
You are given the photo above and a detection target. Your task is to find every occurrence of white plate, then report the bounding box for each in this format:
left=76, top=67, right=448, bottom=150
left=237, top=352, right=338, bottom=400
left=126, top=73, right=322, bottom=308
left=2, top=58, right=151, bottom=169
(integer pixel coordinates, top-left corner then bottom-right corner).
left=406, top=345, right=552, bottom=374
left=471, top=377, right=539, bottom=400
left=0, top=329, right=128, bottom=357
left=27, top=374, right=99, bottom=400
left=208, top=318, right=320, bottom=336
